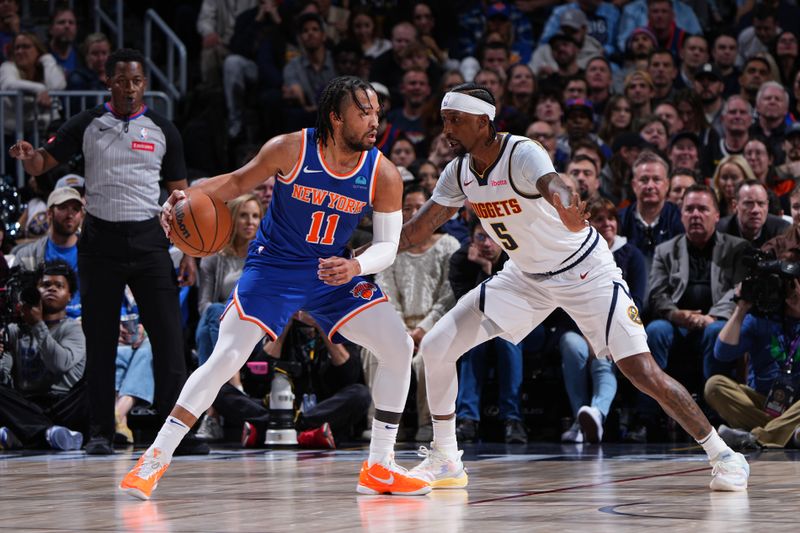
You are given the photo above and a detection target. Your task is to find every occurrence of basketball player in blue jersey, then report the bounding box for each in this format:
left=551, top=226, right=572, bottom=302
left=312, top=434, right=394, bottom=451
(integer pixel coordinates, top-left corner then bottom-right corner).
left=396, top=83, right=750, bottom=492
left=120, top=76, right=431, bottom=499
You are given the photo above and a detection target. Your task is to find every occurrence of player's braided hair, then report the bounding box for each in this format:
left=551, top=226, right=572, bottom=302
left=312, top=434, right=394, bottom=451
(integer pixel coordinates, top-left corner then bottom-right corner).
left=315, top=76, right=374, bottom=146
left=449, top=82, right=497, bottom=143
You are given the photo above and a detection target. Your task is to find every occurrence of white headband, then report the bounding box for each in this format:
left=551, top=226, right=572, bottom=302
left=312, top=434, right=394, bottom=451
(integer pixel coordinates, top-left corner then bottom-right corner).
left=441, top=92, right=496, bottom=121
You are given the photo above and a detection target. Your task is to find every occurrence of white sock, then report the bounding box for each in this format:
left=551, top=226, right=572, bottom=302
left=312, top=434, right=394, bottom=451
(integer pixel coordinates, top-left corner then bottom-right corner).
left=150, top=416, right=190, bottom=463
left=432, top=417, right=458, bottom=456
left=698, top=428, right=729, bottom=460
left=368, top=418, right=398, bottom=466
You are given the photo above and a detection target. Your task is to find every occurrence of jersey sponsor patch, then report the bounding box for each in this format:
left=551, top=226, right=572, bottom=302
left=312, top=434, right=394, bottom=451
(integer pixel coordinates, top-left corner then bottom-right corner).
left=627, top=305, right=642, bottom=325
left=350, top=281, right=376, bottom=300
left=131, top=141, right=155, bottom=152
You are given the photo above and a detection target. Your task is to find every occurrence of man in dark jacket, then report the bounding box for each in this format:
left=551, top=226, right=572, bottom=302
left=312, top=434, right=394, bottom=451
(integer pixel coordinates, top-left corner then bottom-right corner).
left=716, top=180, right=790, bottom=248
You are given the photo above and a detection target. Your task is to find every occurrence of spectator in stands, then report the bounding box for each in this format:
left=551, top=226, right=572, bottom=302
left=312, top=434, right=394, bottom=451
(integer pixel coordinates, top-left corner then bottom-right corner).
left=222, top=0, right=284, bottom=139
left=647, top=184, right=749, bottom=383
left=707, top=260, right=800, bottom=450
left=777, top=123, right=800, bottom=179
left=9, top=48, right=204, bottom=456
left=411, top=1, right=454, bottom=69
left=603, top=133, right=646, bottom=207
left=617, top=0, right=700, bottom=57
left=676, top=34, right=709, bottom=88
left=530, top=9, right=602, bottom=80
left=372, top=82, right=403, bottom=157
left=539, top=0, right=620, bottom=58
left=371, top=185, right=459, bottom=441
left=655, top=101, right=684, bottom=136
left=739, top=55, right=771, bottom=106
left=668, top=131, right=700, bottom=172
left=0, top=261, right=85, bottom=451
left=562, top=76, right=588, bottom=103
left=369, top=21, right=418, bottom=104
left=737, top=4, right=779, bottom=64
left=702, top=95, right=752, bottom=179
left=0, top=32, right=66, bottom=138
left=47, top=6, right=78, bottom=76
left=505, top=63, right=537, bottom=132
left=67, top=33, right=110, bottom=92
left=568, top=155, right=603, bottom=202
left=586, top=56, right=613, bottom=117
left=616, top=27, right=658, bottom=92
left=196, top=0, right=258, bottom=88
left=333, top=40, right=365, bottom=79
left=389, top=137, right=417, bottom=174
left=712, top=33, right=740, bottom=97
left=13, top=186, right=83, bottom=317
left=450, top=217, right=527, bottom=444
left=253, top=175, right=274, bottom=209
left=0, top=0, right=20, bottom=62
left=536, top=31, right=582, bottom=89
left=414, top=160, right=440, bottom=196
left=618, top=151, right=685, bottom=271
left=667, top=167, right=699, bottom=208
left=694, top=63, right=725, bottom=135
left=637, top=114, right=669, bottom=152
left=560, top=198, right=646, bottom=444
left=763, top=184, right=800, bottom=258
left=387, top=68, right=430, bottom=150
left=624, top=70, right=655, bottom=120
left=772, top=30, right=799, bottom=87
left=426, top=131, right=458, bottom=174
left=745, top=136, right=795, bottom=209
left=559, top=99, right=611, bottom=161
left=717, top=179, right=790, bottom=248
left=282, top=13, right=336, bottom=131
left=348, top=8, right=391, bottom=60
left=712, top=154, right=755, bottom=217
left=194, top=193, right=263, bottom=441
left=526, top=120, right=557, bottom=162
left=534, top=90, right=564, bottom=140
left=598, top=94, right=633, bottom=146
left=648, top=49, right=678, bottom=103
left=458, top=1, right=534, bottom=64
left=749, top=81, right=790, bottom=158
left=114, top=286, right=154, bottom=445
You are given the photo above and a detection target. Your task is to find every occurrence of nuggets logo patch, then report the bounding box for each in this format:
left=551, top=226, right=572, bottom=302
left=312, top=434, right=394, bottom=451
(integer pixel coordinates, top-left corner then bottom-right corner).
left=351, top=281, right=376, bottom=300
left=627, top=305, right=642, bottom=325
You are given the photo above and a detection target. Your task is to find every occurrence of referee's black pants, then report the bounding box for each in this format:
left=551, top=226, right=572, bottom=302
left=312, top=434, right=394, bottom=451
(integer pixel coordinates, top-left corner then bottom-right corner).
left=79, top=214, right=187, bottom=440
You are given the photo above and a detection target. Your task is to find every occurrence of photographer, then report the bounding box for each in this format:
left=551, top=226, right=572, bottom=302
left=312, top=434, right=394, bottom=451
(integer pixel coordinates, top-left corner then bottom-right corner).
left=211, top=311, right=370, bottom=448
left=0, top=260, right=86, bottom=450
left=705, top=250, right=800, bottom=450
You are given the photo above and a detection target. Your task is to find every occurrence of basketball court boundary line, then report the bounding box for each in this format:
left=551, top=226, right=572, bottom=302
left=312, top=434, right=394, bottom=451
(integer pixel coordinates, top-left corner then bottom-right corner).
left=468, top=466, right=711, bottom=504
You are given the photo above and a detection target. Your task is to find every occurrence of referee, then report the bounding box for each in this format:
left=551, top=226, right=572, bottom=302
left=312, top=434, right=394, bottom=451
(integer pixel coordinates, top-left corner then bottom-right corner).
left=10, top=48, right=208, bottom=455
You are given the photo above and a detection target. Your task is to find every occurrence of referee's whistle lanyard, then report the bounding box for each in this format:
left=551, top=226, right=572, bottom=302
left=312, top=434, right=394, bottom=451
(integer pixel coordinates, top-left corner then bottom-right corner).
left=106, top=102, right=137, bottom=133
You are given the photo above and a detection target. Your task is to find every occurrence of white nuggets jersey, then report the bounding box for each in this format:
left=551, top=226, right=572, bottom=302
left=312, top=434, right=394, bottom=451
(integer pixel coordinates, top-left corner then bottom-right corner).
left=431, top=134, right=597, bottom=274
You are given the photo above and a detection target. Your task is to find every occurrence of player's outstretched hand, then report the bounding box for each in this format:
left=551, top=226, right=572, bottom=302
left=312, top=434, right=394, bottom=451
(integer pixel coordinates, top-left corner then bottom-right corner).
left=552, top=191, right=589, bottom=232
left=160, top=189, right=187, bottom=238
left=318, top=256, right=360, bottom=286
left=8, top=140, right=35, bottom=160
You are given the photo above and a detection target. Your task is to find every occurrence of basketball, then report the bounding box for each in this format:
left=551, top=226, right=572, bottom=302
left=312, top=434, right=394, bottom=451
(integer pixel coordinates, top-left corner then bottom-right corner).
left=169, top=190, right=232, bottom=257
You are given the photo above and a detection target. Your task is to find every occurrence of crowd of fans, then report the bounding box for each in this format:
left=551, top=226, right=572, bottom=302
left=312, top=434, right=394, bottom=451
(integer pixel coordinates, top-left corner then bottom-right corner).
left=2, top=0, right=800, bottom=452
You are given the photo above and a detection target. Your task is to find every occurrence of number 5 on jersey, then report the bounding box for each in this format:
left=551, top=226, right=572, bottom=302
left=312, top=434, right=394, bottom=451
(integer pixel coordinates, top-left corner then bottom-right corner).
left=306, top=211, right=340, bottom=245
left=490, top=222, right=519, bottom=251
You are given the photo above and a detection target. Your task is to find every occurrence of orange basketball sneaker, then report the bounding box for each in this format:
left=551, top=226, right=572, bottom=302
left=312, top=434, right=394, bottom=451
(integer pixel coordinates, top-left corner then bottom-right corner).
left=357, top=453, right=432, bottom=495
left=119, top=449, right=171, bottom=500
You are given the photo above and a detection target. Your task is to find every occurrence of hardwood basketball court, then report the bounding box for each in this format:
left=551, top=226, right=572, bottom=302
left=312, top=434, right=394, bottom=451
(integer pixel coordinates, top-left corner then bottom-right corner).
left=2, top=443, right=797, bottom=532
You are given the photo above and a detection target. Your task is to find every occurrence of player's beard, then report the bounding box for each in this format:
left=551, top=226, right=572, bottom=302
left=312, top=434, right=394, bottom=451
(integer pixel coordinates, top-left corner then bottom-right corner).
left=343, top=129, right=376, bottom=152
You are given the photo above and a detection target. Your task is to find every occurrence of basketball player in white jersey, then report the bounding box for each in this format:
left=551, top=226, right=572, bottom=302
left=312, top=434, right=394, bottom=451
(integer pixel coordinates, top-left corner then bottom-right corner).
left=396, top=83, right=750, bottom=491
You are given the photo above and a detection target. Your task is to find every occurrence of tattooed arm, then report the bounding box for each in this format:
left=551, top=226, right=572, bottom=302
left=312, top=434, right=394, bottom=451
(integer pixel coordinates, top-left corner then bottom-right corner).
left=536, top=172, right=589, bottom=232
left=399, top=200, right=459, bottom=252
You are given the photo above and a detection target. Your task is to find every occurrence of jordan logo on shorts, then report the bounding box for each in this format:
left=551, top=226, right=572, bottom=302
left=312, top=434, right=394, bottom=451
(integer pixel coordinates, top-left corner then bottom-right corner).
left=351, top=281, right=376, bottom=300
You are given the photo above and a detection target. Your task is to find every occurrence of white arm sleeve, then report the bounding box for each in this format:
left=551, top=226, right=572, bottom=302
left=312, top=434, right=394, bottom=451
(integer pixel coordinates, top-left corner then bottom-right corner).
left=509, top=140, right=557, bottom=196
left=356, top=210, right=402, bottom=275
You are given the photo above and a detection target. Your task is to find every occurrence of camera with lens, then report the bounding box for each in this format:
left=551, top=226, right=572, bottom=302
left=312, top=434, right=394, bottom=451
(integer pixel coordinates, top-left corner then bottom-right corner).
left=739, top=249, right=800, bottom=317
left=0, top=267, right=42, bottom=328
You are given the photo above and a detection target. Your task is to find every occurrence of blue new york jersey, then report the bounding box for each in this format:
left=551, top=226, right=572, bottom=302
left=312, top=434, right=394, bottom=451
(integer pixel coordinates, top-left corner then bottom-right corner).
left=253, top=128, right=380, bottom=266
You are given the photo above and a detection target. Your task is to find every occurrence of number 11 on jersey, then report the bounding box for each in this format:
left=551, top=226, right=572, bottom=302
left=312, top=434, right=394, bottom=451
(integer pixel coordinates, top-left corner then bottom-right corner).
left=306, top=211, right=340, bottom=245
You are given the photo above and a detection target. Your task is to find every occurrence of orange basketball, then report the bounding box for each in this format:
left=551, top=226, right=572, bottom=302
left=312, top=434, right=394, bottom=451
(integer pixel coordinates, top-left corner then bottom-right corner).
left=169, top=190, right=232, bottom=257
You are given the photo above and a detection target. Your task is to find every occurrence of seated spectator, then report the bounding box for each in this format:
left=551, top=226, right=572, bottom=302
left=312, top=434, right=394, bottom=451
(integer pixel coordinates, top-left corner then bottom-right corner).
left=749, top=81, right=790, bottom=161
left=13, top=186, right=83, bottom=317
left=648, top=49, right=678, bottom=103
left=676, top=35, right=709, bottom=89
left=667, top=167, right=700, bottom=208
left=348, top=8, right=391, bottom=60
left=693, top=63, right=725, bottom=135
left=368, top=185, right=459, bottom=441
left=617, top=0, right=701, bottom=55
left=700, top=95, right=752, bottom=180
left=386, top=68, right=431, bottom=150
left=717, top=180, right=790, bottom=248
left=707, top=255, right=800, bottom=450
left=711, top=33, right=740, bottom=98
left=504, top=63, right=537, bottom=134
left=195, top=193, right=263, bottom=440
left=457, top=1, right=534, bottom=65
left=624, top=70, right=655, bottom=120
left=411, top=1, right=455, bottom=69
left=539, top=1, right=620, bottom=58
left=737, top=4, right=778, bottom=66
left=778, top=123, right=800, bottom=180
left=534, top=90, right=565, bottom=141
left=560, top=198, right=646, bottom=444
left=667, top=131, right=700, bottom=172
left=604, top=132, right=647, bottom=207
left=216, top=311, right=371, bottom=448
left=114, top=286, right=154, bottom=445
left=47, top=6, right=78, bottom=76
left=745, top=136, right=795, bottom=211
left=0, top=0, right=21, bottom=63
left=0, top=261, right=85, bottom=450
left=66, top=33, right=111, bottom=92
left=618, top=151, right=685, bottom=286
left=598, top=95, right=634, bottom=147
left=637, top=114, right=669, bottom=153
left=525, top=120, right=557, bottom=162
left=529, top=9, right=602, bottom=79
left=647, top=184, right=749, bottom=384
left=715, top=157, right=755, bottom=221
left=738, top=55, right=772, bottom=107
left=450, top=217, right=527, bottom=444
left=389, top=136, right=417, bottom=182
left=567, top=155, right=603, bottom=202
left=654, top=101, right=684, bottom=136
left=0, top=32, right=66, bottom=138
left=426, top=131, right=458, bottom=174
left=412, top=160, right=440, bottom=196
left=195, top=0, right=260, bottom=89
left=556, top=99, right=611, bottom=162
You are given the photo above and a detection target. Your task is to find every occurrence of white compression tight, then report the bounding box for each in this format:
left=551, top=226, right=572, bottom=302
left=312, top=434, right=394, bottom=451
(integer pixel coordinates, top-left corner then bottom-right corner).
left=176, top=301, right=413, bottom=418
left=417, top=296, right=504, bottom=417
left=338, top=301, right=413, bottom=414
left=176, top=309, right=266, bottom=417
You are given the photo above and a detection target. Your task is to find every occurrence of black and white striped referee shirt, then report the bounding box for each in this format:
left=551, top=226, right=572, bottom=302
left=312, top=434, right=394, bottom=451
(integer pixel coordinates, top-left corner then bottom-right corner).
left=44, top=103, right=186, bottom=222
